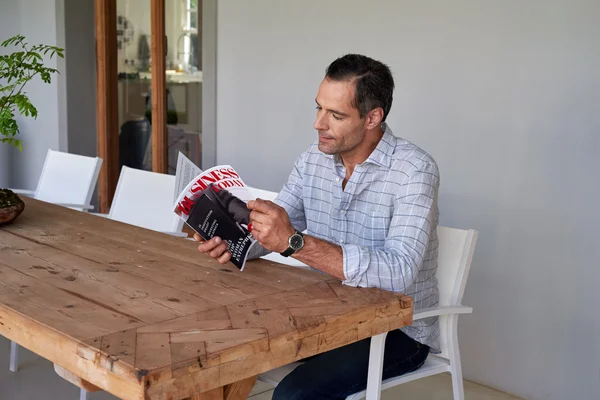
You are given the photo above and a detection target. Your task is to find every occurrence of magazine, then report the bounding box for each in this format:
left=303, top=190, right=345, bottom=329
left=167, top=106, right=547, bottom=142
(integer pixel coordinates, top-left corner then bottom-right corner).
left=173, top=156, right=257, bottom=271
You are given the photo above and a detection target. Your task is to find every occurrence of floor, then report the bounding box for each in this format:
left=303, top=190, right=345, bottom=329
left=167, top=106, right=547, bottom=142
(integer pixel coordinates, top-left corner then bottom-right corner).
left=0, top=337, right=520, bottom=400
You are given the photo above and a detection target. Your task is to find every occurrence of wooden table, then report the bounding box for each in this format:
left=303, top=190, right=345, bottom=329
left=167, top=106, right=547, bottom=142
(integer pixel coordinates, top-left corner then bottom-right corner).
left=0, top=198, right=413, bottom=400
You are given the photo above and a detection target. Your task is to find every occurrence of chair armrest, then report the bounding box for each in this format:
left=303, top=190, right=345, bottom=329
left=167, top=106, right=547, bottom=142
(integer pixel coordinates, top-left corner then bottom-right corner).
left=413, top=305, right=473, bottom=321
left=89, top=212, right=110, bottom=218
left=52, top=203, right=95, bottom=211
left=161, top=231, right=189, bottom=238
left=9, top=189, right=36, bottom=197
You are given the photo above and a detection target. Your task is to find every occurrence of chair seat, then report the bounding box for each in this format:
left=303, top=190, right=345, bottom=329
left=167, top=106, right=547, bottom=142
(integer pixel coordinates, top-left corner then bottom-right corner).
left=257, top=362, right=303, bottom=387
left=257, top=355, right=450, bottom=394
left=345, top=355, right=451, bottom=400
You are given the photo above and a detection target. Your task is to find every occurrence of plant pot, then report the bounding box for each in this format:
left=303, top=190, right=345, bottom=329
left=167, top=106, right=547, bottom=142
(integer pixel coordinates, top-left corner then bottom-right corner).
left=0, top=189, right=25, bottom=225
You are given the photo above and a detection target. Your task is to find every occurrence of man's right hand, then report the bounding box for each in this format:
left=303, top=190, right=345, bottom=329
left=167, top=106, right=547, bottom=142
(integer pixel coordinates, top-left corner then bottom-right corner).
left=194, top=234, right=232, bottom=264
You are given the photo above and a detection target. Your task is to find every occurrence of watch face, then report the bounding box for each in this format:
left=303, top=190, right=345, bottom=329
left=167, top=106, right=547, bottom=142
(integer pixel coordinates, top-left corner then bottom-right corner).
left=290, top=233, right=304, bottom=250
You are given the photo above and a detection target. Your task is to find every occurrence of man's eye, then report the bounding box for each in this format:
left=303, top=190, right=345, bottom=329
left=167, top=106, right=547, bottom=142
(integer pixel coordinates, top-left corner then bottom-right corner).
left=332, top=114, right=342, bottom=121
left=315, top=105, right=322, bottom=110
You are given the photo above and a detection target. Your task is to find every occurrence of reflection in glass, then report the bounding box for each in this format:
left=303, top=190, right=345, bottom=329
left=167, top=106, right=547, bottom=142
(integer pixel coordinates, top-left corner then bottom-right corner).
left=116, top=0, right=152, bottom=172
left=165, top=0, right=202, bottom=174
left=116, top=0, right=202, bottom=175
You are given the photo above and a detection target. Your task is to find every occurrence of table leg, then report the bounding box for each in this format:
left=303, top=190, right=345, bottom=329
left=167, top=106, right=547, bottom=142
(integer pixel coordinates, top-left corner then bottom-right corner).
left=189, top=375, right=258, bottom=400
left=190, top=386, right=223, bottom=400
left=54, top=363, right=102, bottom=393
left=224, top=376, right=259, bottom=400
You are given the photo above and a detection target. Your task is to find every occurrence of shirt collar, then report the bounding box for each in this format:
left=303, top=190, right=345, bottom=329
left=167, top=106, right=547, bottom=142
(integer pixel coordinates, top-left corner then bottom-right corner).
left=363, top=122, right=395, bottom=168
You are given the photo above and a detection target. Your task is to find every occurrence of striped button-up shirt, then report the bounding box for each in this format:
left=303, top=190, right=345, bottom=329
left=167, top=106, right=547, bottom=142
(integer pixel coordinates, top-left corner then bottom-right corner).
left=258, top=123, right=440, bottom=351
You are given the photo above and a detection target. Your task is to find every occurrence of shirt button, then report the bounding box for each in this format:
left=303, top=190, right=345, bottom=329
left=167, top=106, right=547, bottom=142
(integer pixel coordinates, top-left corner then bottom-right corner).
left=335, top=177, right=340, bottom=182
left=339, top=239, right=344, bottom=244
left=339, top=209, right=345, bottom=214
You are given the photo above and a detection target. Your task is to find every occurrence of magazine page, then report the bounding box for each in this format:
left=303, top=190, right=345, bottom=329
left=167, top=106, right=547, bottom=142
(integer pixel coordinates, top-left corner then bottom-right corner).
left=185, top=186, right=254, bottom=270
left=173, top=152, right=203, bottom=203
left=173, top=165, right=255, bottom=271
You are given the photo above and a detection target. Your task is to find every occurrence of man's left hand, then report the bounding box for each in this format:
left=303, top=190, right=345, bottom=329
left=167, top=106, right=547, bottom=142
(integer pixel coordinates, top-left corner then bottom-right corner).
left=247, top=199, right=295, bottom=253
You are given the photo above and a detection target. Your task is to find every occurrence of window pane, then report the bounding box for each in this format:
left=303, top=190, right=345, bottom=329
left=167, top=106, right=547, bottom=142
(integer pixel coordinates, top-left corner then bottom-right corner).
left=164, top=0, right=202, bottom=173
left=116, top=0, right=153, bottom=171
left=190, top=11, right=198, bottom=29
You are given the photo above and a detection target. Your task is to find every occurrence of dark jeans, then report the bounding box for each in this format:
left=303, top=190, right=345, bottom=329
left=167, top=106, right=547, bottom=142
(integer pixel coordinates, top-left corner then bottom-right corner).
left=272, top=330, right=430, bottom=400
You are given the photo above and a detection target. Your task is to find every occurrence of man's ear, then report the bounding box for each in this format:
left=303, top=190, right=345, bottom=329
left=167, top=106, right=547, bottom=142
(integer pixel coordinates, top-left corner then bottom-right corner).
left=365, top=107, right=384, bottom=130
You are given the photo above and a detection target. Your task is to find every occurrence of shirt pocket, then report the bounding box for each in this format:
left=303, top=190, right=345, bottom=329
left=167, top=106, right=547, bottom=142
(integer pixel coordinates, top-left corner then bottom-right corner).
left=358, top=210, right=392, bottom=246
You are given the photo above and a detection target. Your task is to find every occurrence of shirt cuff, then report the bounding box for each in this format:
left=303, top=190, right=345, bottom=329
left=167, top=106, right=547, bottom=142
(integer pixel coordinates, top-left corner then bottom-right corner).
left=341, top=243, right=370, bottom=286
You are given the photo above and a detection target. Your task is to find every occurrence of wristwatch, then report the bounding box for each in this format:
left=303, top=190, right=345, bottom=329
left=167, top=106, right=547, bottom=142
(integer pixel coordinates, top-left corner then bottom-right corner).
left=280, top=231, right=305, bottom=257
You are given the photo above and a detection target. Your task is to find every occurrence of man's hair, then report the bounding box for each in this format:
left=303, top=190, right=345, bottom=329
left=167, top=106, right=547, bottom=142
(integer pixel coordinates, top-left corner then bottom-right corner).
left=325, top=54, right=395, bottom=121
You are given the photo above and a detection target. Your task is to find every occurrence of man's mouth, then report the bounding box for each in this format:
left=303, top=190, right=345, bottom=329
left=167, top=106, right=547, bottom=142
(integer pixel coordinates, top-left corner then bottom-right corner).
left=319, top=134, right=334, bottom=142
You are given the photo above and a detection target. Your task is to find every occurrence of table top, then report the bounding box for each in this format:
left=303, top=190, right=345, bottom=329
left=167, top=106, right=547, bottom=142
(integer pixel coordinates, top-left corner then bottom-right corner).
left=0, top=198, right=413, bottom=400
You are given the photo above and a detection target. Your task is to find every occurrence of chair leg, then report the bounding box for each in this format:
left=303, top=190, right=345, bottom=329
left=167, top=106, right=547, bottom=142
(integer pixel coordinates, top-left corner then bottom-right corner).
left=447, top=315, right=465, bottom=400
left=80, top=388, right=89, bottom=400
left=9, top=341, right=19, bottom=373
left=365, top=332, right=388, bottom=400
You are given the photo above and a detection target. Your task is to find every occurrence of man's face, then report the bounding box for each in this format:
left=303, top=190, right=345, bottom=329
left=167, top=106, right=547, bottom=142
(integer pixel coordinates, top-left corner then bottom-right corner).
left=314, top=78, right=367, bottom=156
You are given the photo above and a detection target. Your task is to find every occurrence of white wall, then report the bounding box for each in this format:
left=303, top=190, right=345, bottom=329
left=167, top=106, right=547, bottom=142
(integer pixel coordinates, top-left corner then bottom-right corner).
left=217, top=1, right=600, bottom=399
left=2, top=0, right=67, bottom=189
left=64, top=0, right=97, bottom=159
left=0, top=0, right=21, bottom=187
left=1, top=0, right=97, bottom=191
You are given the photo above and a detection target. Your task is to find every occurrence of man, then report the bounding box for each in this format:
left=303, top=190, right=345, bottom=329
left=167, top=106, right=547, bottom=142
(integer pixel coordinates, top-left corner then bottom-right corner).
left=195, top=54, right=440, bottom=400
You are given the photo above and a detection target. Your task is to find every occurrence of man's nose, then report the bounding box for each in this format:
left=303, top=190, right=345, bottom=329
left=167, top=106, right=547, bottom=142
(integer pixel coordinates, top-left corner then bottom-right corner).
left=314, top=112, right=327, bottom=131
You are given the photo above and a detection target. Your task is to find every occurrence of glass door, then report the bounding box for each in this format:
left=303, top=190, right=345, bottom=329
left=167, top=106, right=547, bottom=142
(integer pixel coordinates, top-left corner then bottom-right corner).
left=95, top=0, right=208, bottom=210
left=164, top=0, right=202, bottom=174
left=115, top=0, right=152, bottom=172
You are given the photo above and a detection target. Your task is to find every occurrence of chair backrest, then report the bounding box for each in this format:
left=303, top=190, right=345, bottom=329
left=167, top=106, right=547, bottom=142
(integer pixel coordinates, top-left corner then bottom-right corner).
left=435, top=226, right=478, bottom=359
left=247, top=187, right=279, bottom=202
left=109, top=166, right=183, bottom=233
left=34, top=149, right=102, bottom=210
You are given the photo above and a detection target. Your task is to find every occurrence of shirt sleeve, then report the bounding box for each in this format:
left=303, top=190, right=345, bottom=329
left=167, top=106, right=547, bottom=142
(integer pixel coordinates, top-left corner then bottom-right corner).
left=247, top=151, right=308, bottom=260
left=274, top=151, right=308, bottom=233
left=342, top=160, right=439, bottom=292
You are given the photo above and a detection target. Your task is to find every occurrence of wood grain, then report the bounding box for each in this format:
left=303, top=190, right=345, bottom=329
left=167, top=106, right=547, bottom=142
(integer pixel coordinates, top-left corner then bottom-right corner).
left=150, top=0, right=168, bottom=173
left=224, top=376, right=258, bottom=400
left=0, top=199, right=414, bottom=400
left=54, top=364, right=102, bottom=392
left=95, top=0, right=119, bottom=213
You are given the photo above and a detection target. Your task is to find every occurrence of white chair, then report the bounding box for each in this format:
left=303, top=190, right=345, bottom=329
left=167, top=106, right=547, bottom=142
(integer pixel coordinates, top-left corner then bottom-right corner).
left=10, top=149, right=102, bottom=211
left=7, top=149, right=102, bottom=375
left=101, top=166, right=185, bottom=236
left=248, top=186, right=278, bottom=202
left=256, top=226, right=479, bottom=400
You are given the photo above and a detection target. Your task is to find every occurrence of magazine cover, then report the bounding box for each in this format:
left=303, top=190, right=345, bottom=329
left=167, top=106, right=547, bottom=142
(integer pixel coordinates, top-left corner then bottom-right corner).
left=173, top=162, right=256, bottom=271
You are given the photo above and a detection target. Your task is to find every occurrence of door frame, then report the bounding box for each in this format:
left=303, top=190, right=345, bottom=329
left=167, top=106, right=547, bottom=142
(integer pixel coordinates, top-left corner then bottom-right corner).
left=94, top=0, right=217, bottom=212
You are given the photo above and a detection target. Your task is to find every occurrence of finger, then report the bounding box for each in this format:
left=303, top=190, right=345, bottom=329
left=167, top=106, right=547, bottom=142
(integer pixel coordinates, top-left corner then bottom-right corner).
left=250, top=220, right=266, bottom=233
left=193, top=233, right=203, bottom=242
left=249, top=210, right=269, bottom=224
left=197, top=236, right=223, bottom=253
left=209, top=241, right=229, bottom=259
left=251, top=229, right=264, bottom=243
left=247, top=199, right=275, bottom=214
left=217, top=251, right=232, bottom=264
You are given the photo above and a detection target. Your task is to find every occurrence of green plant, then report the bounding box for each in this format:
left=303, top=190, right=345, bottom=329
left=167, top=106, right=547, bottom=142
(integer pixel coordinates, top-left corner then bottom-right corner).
left=0, top=35, right=64, bottom=151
